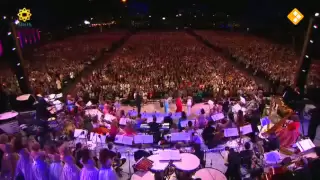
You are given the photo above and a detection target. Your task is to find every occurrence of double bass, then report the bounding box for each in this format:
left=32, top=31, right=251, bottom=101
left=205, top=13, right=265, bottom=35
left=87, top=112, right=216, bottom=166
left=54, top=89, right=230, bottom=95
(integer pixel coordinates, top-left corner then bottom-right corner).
left=262, top=96, right=293, bottom=136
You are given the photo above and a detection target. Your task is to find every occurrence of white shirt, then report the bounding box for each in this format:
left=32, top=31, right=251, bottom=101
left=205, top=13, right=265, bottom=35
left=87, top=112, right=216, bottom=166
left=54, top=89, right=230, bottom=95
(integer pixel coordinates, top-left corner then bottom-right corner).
left=187, top=99, right=192, bottom=106
left=56, top=80, right=62, bottom=90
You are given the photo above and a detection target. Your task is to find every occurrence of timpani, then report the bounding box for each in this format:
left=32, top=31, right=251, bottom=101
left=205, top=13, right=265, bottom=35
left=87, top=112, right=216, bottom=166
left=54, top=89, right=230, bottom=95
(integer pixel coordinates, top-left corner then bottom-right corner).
left=194, top=168, right=227, bottom=180
left=131, top=171, right=154, bottom=180
left=148, top=154, right=169, bottom=180
left=173, top=153, right=200, bottom=179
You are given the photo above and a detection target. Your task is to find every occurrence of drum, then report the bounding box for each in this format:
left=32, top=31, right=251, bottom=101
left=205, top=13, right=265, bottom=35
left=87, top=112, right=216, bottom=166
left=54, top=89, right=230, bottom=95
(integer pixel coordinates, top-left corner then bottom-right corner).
left=148, top=154, right=169, bottom=180
left=131, top=171, right=154, bottom=180
left=173, top=153, right=200, bottom=179
left=194, top=168, right=227, bottom=180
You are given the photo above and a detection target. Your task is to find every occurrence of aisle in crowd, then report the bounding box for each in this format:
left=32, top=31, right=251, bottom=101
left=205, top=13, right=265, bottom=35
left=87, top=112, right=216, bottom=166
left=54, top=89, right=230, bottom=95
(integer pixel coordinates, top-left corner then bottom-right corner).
left=0, top=31, right=127, bottom=96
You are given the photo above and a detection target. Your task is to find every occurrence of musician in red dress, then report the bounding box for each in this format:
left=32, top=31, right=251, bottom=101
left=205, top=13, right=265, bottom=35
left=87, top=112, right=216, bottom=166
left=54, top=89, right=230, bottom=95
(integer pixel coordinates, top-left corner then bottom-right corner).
left=276, top=115, right=301, bottom=148
left=176, top=95, right=183, bottom=113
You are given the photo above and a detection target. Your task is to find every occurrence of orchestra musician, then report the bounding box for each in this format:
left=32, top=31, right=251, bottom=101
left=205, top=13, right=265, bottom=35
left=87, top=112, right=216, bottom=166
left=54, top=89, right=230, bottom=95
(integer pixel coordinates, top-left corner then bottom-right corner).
left=225, top=148, right=241, bottom=180
left=192, top=143, right=205, bottom=167
left=239, top=142, right=254, bottom=169
left=275, top=114, right=300, bottom=148
left=201, top=121, right=218, bottom=149
left=107, top=143, right=126, bottom=175
left=148, top=116, right=161, bottom=143
left=133, top=144, right=151, bottom=162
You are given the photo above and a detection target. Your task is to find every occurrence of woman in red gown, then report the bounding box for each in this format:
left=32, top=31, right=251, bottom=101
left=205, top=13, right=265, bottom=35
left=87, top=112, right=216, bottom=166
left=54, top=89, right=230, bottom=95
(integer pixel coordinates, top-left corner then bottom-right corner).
left=176, top=96, right=183, bottom=113
left=276, top=115, right=300, bottom=148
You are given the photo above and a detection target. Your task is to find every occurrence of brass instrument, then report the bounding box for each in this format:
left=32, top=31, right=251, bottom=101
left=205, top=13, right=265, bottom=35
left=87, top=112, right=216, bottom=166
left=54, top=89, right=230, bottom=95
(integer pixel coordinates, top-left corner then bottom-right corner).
left=263, top=96, right=293, bottom=135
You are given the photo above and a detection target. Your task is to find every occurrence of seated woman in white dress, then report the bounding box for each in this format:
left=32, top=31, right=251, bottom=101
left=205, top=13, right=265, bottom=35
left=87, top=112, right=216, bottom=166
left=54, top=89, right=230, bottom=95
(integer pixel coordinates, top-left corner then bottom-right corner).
left=45, top=145, right=63, bottom=180
left=13, top=137, right=34, bottom=180
left=98, top=148, right=118, bottom=180
left=59, top=144, right=81, bottom=180
left=80, top=148, right=99, bottom=180
left=30, top=142, right=49, bottom=180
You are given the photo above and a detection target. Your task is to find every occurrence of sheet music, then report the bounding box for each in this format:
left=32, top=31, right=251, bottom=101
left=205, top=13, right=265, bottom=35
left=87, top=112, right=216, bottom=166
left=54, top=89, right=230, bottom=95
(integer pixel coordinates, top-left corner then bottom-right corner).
left=86, top=101, right=92, bottom=106
left=74, top=129, right=88, bottom=139
left=147, top=117, right=153, bottom=123
left=296, top=139, right=315, bottom=152
left=240, top=125, right=253, bottom=135
left=159, top=150, right=181, bottom=161
left=240, top=96, right=246, bottom=104
left=55, top=93, right=63, bottom=98
left=260, top=117, right=271, bottom=126
left=134, top=135, right=154, bottom=144
left=224, top=128, right=239, bottom=137
left=122, top=136, right=134, bottom=145
left=211, top=113, right=225, bottom=121
left=264, top=151, right=281, bottom=164
left=114, top=135, right=124, bottom=144
left=232, top=104, right=242, bottom=113
left=171, top=132, right=191, bottom=141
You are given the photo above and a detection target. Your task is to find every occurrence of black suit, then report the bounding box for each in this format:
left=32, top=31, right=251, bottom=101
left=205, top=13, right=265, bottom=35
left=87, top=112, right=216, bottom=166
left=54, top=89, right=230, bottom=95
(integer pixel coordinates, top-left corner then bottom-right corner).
left=135, top=94, right=142, bottom=114
left=134, top=149, right=150, bottom=162
left=226, top=151, right=241, bottom=180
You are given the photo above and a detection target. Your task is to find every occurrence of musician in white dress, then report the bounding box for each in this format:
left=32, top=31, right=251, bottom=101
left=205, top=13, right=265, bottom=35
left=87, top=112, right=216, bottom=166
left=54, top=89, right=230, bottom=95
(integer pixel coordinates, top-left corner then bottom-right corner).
left=80, top=148, right=99, bottom=180
left=98, top=148, right=118, bottom=180
left=47, top=151, right=63, bottom=180
left=187, top=96, right=192, bottom=116
left=59, top=144, right=81, bottom=180
left=31, top=147, right=49, bottom=180
left=15, top=148, right=34, bottom=180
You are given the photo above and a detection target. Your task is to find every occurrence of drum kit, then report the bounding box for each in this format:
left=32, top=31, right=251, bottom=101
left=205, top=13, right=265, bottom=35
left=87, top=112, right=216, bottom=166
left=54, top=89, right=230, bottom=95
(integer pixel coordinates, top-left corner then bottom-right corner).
left=130, top=152, right=227, bottom=180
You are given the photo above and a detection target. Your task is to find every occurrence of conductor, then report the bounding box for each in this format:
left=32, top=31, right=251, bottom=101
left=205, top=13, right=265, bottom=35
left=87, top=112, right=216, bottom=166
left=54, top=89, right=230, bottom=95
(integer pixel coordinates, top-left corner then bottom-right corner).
left=135, top=91, right=142, bottom=115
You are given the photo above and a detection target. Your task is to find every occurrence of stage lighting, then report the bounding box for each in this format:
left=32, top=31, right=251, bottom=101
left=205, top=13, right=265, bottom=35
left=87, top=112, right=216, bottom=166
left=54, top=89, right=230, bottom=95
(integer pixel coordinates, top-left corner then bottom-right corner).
left=14, top=20, right=19, bottom=25
left=315, top=13, right=319, bottom=17
left=12, top=48, right=16, bottom=51
left=84, top=20, right=90, bottom=25
left=310, top=40, right=314, bottom=43
left=121, top=0, right=127, bottom=3
left=3, top=16, right=6, bottom=19
left=305, top=55, right=309, bottom=58
left=313, top=25, right=318, bottom=29
left=17, top=63, right=20, bottom=66
left=162, top=17, right=166, bottom=20
left=7, top=32, right=11, bottom=35
left=20, top=77, right=24, bottom=79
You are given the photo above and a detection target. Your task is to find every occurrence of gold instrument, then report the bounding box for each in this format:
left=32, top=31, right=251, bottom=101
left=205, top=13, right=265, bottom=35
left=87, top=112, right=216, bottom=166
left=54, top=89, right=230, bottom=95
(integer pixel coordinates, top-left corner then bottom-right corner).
left=263, top=96, right=293, bottom=135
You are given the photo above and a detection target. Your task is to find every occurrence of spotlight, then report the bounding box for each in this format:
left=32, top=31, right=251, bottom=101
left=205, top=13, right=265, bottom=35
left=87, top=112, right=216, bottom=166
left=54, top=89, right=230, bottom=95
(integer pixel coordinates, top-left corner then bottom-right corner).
left=12, top=48, right=16, bottom=51
left=310, top=40, right=314, bottom=43
left=14, top=20, right=19, bottom=25
left=3, top=16, right=6, bottom=19
left=17, top=63, right=20, bottom=66
left=84, top=20, right=90, bottom=25
left=315, top=13, right=319, bottom=17
left=314, top=25, right=318, bottom=29
left=7, top=32, right=11, bottom=35
left=162, top=17, right=166, bottom=20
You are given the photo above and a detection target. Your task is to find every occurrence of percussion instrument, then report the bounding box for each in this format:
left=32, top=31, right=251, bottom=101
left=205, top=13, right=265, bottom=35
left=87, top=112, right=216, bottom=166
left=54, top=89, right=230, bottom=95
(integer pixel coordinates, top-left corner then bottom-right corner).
left=194, top=168, right=227, bottom=180
left=173, top=153, right=200, bottom=179
left=131, top=171, right=154, bottom=180
left=147, top=154, right=169, bottom=180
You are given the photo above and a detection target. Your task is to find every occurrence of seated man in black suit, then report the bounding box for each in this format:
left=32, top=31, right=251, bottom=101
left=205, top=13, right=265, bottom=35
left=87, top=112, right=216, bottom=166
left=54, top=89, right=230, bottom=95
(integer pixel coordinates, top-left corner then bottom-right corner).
left=134, top=144, right=151, bottom=162
left=107, top=142, right=126, bottom=174
left=148, top=116, right=161, bottom=143
left=239, top=142, right=253, bottom=169
left=163, top=113, right=173, bottom=128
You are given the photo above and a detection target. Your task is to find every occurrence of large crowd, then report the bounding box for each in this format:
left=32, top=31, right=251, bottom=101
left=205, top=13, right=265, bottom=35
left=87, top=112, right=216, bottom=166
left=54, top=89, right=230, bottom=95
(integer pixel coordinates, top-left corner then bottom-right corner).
left=74, top=32, right=258, bottom=103
left=0, top=31, right=127, bottom=95
left=195, top=30, right=320, bottom=88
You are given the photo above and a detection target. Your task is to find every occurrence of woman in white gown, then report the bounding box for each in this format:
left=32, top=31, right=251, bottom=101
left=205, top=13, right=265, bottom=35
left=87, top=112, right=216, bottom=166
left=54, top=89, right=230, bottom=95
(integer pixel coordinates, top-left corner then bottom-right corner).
left=80, top=148, right=99, bottom=180
left=59, top=144, right=81, bottom=180
left=98, top=148, right=118, bottom=180
left=15, top=148, right=34, bottom=180
left=187, top=96, right=192, bottom=116
left=46, top=145, right=63, bottom=180
left=30, top=143, right=49, bottom=180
